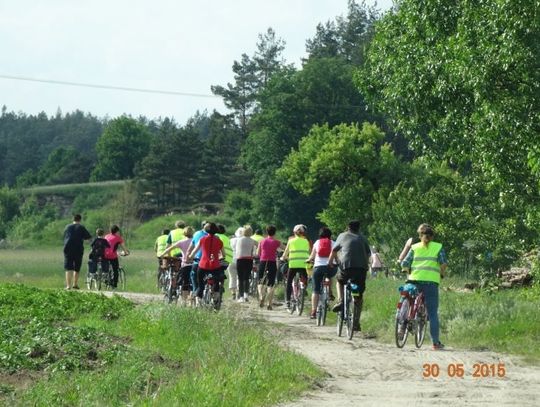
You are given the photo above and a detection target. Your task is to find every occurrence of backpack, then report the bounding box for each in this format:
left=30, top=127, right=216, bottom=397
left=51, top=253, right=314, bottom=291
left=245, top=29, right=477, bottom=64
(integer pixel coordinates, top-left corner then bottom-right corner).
left=317, top=238, right=332, bottom=257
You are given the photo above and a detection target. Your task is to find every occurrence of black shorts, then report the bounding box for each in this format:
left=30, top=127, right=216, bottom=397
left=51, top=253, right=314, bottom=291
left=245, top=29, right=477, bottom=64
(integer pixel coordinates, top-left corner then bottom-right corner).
left=336, top=267, right=367, bottom=294
left=64, top=252, right=83, bottom=272
left=258, top=260, right=277, bottom=286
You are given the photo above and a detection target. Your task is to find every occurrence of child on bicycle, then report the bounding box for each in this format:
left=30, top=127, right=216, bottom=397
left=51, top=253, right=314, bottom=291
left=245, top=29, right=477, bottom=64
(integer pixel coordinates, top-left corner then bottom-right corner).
left=88, top=228, right=110, bottom=275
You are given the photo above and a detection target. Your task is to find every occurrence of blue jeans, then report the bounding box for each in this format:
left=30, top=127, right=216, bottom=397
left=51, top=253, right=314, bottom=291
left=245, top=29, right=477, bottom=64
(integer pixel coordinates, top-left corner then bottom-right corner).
left=190, top=263, right=199, bottom=295
left=414, top=281, right=440, bottom=344
left=312, top=265, right=337, bottom=294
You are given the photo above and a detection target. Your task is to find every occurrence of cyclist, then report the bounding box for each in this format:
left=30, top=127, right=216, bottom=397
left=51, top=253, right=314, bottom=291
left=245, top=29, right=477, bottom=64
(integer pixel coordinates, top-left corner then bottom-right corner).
left=165, top=220, right=186, bottom=258
left=103, top=225, right=130, bottom=290
left=252, top=228, right=264, bottom=244
left=328, top=220, right=370, bottom=331
left=233, top=225, right=258, bottom=302
left=154, top=228, right=170, bottom=287
left=216, top=224, right=232, bottom=283
left=187, top=222, right=225, bottom=304
left=63, top=214, right=92, bottom=290
left=88, top=228, right=110, bottom=276
left=307, top=227, right=336, bottom=319
left=400, top=223, right=447, bottom=350
left=370, top=246, right=384, bottom=277
left=257, top=225, right=285, bottom=310
left=160, top=226, right=194, bottom=303
left=280, top=224, right=311, bottom=311
left=186, top=220, right=209, bottom=298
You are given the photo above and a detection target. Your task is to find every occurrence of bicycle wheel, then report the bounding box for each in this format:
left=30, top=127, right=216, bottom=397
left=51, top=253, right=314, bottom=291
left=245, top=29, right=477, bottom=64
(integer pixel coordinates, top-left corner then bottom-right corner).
left=202, top=284, right=212, bottom=309
left=296, top=285, right=305, bottom=316
left=118, top=267, right=126, bottom=290
left=346, top=290, right=355, bottom=340
left=395, top=298, right=410, bottom=348
left=415, top=301, right=428, bottom=348
left=212, top=283, right=223, bottom=311
left=316, top=290, right=325, bottom=327
left=164, top=273, right=174, bottom=304
left=336, top=306, right=344, bottom=337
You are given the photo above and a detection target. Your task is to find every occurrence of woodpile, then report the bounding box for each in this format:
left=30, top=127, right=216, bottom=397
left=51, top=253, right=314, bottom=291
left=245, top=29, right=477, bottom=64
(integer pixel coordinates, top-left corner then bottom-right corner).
left=499, top=267, right=533, bottom=288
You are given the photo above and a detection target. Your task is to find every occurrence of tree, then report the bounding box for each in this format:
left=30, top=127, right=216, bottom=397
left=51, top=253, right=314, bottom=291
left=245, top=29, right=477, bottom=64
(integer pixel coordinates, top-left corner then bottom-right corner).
left=136, top=117, right=202, bottom=209
left=278, top=122, right=402, bottom=231
left=91, top=116, right=151, bottom=181
left=212, top=28, right=289, bottom=137
left=0, top=186, right=20, bottom=238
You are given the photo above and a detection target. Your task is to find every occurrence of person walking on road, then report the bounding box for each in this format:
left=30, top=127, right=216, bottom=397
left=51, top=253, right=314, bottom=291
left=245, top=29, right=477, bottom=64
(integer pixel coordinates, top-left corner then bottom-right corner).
left=63, top=214, right=92, bottom=290
left=400, top=223, right=447, bottom=350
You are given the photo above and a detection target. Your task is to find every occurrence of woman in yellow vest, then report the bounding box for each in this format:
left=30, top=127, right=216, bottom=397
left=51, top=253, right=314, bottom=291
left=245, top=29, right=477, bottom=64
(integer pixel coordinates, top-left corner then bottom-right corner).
left=280, top=224, right=311, bottom=310
left=401, top=223, right=448, bottom=350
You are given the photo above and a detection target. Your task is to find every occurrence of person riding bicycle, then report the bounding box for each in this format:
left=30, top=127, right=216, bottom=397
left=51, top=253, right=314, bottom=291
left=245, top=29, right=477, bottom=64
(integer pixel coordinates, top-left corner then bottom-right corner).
left=165, top=220, right=186, bottom=258
left=103, top=225, right=130, bottom=290
left=280, top=224, right=311, bottom=311
left=400, top=223, right=447, bottom=350
left=307, top=227, right=337, bottom=319
left=88, top=228, right=110, bottom=275
left=187, top=222, right=225, bottom=304
left=187, top=220, right=209, bottom=298
left=154, top=228, right=170, bottom=288
left=328, top=220, right=371, bottom=332
left=160, top=226, right=194, bottom=303
left=257, top=225, right=285, bottom=310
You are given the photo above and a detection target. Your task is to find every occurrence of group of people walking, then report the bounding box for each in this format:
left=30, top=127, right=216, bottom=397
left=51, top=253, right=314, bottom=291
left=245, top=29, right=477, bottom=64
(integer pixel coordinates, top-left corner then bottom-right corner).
left=62, top=214, right=129, bottom=290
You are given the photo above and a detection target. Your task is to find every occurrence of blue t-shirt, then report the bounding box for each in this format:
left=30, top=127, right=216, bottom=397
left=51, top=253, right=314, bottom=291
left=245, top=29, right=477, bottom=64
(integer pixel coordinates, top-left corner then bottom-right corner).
left=191, top=229, right=208, bottom=262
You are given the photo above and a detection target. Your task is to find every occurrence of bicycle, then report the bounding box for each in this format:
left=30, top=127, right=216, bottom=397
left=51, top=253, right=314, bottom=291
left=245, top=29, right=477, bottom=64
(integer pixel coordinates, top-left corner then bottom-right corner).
left=249, top=260, right=259, bottom=299
left=395, top=282, right=428, bottom=348
left=86, top=260, right=103, bottom=290
left=161, top=257, right=182, bottom=304
left=336, top=279, right=361, bottom=340
left=316, top=276, right=331, bottom=326
left=288, top=272, right=306, bottom=316
left=201, top=271, right=224, bottom=311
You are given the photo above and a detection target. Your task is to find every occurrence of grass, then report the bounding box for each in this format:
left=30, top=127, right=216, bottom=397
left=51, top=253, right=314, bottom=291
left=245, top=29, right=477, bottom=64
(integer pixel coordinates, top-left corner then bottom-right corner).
left=0, top=248, right=159, bottom=293
left=0, top=284, right=323, bottom=406
left=359, top=276, right=540, bottom=362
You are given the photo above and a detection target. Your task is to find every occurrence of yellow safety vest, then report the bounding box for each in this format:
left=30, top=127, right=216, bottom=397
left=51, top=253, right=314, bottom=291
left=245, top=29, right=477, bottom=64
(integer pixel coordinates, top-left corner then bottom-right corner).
left=409, top=241, right=443, bottom=284
left=155, top=234, right=168, bottom=256
left=288, top=237, right=310, bottom=269
left=168, top=229, right=185, bottom=257
left=252, top=234, right=264, bottom=244
left=216, top=233, right=233, bottom=264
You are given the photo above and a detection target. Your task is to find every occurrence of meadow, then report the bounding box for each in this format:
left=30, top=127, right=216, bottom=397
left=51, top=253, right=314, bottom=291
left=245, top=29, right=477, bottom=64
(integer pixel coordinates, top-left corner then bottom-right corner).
left=2, top=247, right=539, bottom=364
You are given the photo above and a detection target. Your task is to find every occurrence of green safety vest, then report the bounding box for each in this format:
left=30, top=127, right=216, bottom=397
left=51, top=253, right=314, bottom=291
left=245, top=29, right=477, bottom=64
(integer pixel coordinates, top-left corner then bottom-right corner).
left=252, top=234, right=264, bottom=244
left=409, top=241, right=443, bottom=284
left=155, top=234, right=168, bottom=256
left=168, top=229, right=185, bottom=257
left=288, top=237, right=310, bottom=269
left=216, top=233, right=233, bottom=264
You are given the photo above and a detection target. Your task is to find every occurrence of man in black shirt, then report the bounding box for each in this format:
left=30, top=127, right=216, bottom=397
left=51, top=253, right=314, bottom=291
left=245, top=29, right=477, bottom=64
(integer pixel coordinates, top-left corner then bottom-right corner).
left=63, top=214, right=91, bottom=289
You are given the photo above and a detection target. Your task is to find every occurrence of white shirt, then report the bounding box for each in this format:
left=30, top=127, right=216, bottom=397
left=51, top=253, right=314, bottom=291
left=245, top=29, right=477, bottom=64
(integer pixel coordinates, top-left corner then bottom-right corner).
left=313, top=239, right=336, bottom=267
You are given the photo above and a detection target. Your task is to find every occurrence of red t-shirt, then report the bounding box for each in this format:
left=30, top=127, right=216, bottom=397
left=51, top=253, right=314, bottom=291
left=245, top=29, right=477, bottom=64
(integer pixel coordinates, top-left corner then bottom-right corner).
left=198, top=235, right=223, bottom=270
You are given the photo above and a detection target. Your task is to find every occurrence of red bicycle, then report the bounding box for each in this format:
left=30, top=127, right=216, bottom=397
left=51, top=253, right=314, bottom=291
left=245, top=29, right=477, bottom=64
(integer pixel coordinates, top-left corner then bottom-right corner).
left=395, top=282, right=428, bottom=348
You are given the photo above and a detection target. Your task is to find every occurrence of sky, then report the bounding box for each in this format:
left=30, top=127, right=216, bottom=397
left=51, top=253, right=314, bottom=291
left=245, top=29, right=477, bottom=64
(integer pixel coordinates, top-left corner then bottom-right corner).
left=0, top=0, right=393, bottom=125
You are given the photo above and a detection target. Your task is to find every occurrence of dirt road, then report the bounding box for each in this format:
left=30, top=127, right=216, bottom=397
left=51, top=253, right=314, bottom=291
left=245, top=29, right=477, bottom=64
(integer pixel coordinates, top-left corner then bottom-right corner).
left=104, top=291, right=540, bottom=406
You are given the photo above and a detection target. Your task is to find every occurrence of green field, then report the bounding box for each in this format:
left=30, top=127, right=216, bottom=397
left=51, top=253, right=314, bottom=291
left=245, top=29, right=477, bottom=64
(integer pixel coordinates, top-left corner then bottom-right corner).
left=0, top=283, right=322, bottom=406
left=2, top=248, right=539, bottom=364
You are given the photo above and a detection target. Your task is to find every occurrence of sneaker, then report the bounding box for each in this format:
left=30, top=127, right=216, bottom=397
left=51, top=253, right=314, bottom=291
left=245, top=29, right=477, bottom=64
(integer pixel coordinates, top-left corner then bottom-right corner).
left=237, top=297, right=245, bottom=303
left=310, top=310, right=316, bottom=319
left=285, top=301, right=291, bottom=310
left=72, top=285, right=80, bottom=290
left=267, top=305, right=273, bottom=311
left=259, top=299, right=265, bottom=308
left=332, top=302, right=343, bottom=313
left=432, top=342, right=445, bottom=350
left=65, top=286, right=71, bottom=290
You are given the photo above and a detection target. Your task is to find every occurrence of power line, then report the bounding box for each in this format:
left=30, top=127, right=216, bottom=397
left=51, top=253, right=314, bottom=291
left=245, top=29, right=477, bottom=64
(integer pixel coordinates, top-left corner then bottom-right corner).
left=0, top=74, right=221, bottom=99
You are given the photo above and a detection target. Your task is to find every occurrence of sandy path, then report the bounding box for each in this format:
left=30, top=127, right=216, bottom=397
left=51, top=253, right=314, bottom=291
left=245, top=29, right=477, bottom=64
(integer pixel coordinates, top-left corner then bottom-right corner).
left=101, top=291, right=540, bottom=406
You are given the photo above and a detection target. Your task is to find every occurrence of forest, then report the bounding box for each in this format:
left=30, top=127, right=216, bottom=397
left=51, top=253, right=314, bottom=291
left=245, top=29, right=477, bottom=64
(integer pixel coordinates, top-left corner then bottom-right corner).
left=0, top=0, right=538, bottom=281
